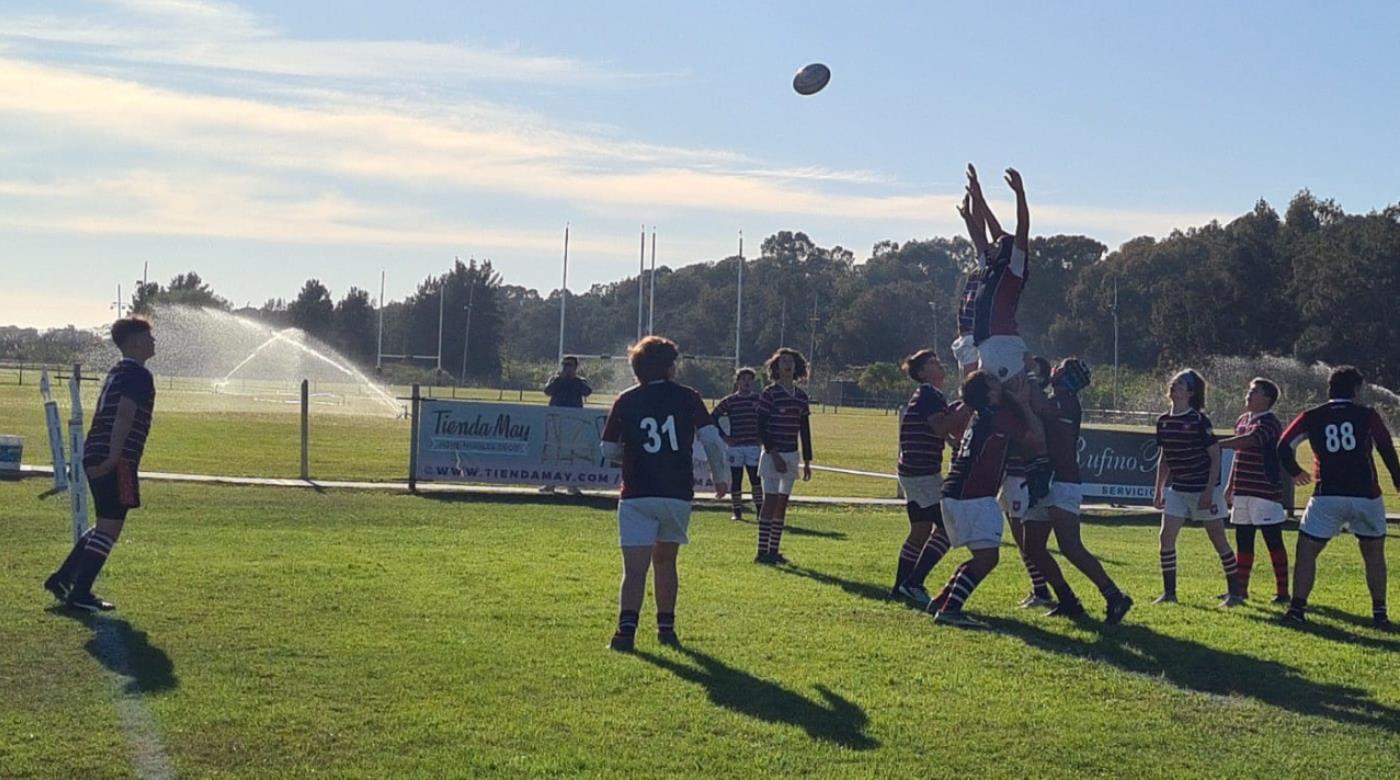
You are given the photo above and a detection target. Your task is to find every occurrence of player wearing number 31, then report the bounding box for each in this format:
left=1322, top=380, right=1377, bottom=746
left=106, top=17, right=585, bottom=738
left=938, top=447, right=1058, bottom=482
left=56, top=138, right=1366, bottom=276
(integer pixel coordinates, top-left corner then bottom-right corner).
left=600, top=336, right=729, bottom=652
left=1277, top=366, right=1400, bottom=630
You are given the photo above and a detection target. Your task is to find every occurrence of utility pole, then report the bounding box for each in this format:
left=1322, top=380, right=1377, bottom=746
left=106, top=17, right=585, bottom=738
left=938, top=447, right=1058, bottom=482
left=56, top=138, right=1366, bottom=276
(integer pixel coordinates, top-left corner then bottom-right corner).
left=460, top=279, right=476, bottom=384
left=1112, top=275, right=1121, bottom=409
left=809, top=291, right=818, bottom=390
left=558, top=224, right=569, bottom=364
left=734, top=231, right=743, bottom=369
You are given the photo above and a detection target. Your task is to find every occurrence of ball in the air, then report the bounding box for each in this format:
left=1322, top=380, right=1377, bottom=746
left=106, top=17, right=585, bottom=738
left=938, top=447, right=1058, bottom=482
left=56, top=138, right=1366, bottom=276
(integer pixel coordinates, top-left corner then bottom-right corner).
left=792, top=63, right=831, bottom=96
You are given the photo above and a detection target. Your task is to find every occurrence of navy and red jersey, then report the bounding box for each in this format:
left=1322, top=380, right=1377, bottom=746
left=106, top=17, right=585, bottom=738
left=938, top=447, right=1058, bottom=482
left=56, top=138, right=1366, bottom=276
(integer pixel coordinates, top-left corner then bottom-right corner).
left=602, top=380, right=714, bottom=501
left=956, top=273, right=980, bottom=337
left=943, top=405, right=1029, bottom=501
left=898, top=384, right=949, bottom=477
left=712, top=391, right=760, bottom=447
left=972, top=242, right=1028, bottom=343
left=1278, top=400, right=1400, bottom=500
left=1042, top=392, right=1083, bottom=484
left=84, top=359, right=156, bottom=469
left=1156, top=409, right=1217, bottom=492
left=756, top=383, right=811, bottom=456
left=1228, top=411, right=1283, bottom=501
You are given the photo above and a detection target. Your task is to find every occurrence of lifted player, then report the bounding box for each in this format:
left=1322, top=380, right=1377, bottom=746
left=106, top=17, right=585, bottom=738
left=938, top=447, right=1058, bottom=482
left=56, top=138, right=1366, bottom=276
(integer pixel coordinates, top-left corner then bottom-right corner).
left=44, top=317, right=157, bottom=612
left=712, top=368, right=763, bottom=521
left=891, top=349, right=969, bottom=607
left=1278, top=366, right=1400, bottom=629
left=951, top=191, right=986, bottom=377
left=600, top=337, right=729, bottom=651
left=965, top=164, right=1031, bottom=382
left=1217, top=378, right=1290, bottom=603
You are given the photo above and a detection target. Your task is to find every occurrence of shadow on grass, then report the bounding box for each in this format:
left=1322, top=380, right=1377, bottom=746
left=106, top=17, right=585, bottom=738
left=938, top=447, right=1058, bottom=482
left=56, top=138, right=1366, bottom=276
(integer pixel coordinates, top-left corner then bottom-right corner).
left=775, top=564, right=906, bottom=607
left=50, top=608, right=179, bottom=695
left=635, top=647, right=877, bottom=749
left=1239, top=612, right=1400, bottom=653
left=982, top=616, right=1400, bottom=734
left=417, top=490, right=618, bottom=512
left=1308, top=604, right=1396, bottom=633
left=779, top=525, right=848, bottom=540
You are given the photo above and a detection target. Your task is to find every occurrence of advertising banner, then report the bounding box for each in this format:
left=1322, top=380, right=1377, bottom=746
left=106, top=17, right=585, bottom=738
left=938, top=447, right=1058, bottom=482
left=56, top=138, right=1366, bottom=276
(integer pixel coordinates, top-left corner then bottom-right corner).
left=1078, top=427, right=1245, bottom=507
left=414, top=399, right=718, bottom=490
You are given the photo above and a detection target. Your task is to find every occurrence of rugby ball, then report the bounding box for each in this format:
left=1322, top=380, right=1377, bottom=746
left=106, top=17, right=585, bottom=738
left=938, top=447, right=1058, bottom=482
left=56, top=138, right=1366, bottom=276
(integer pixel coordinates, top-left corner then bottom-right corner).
left=792, top=63, right=831, bottom=96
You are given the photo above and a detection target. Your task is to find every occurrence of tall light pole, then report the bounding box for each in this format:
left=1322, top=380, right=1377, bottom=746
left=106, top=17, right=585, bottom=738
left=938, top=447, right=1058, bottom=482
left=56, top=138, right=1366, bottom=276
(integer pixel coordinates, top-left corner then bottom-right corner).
left=460, top=280, right=476, bottom=384
left=376, top=270, right=385, bottom=372
left=809, top=291, right=818, bottom=390
left=734, top=231, right=744, bottom=369
left=1112, top=274, right=1121, bottom=409
left=558, top=223, right=570, bottom=364
left=647, top=227, right=657, bottom=335
left=637, top=224, right=646, bottom=341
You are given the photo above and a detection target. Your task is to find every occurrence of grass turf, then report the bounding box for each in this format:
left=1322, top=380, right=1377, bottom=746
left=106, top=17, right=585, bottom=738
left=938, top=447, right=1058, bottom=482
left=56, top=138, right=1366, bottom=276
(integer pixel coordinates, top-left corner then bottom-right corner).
left=2, top=479, right=1397, bottom=777
left=2, top=381, right=1397, bottom=509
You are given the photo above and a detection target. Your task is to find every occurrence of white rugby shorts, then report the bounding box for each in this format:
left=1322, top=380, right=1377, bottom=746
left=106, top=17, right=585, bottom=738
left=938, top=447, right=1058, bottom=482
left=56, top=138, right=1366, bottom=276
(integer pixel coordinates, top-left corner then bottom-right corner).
left=1229, top=495, right=1285, bottom=527
left=618, top=497, right=692, bottom=547
left=759, top=450, right=799, bottom=496
left=951, top=334, right=979, bottom=370
left=977, top=335, right=1028, bottom=381
left=898, top=474, right=943, bottom=509
left=941, top=496, right=1004, bottom=551
left=998, top=476, right=1029, bottom=520
left=1299, top=496, right=1387, bottom=539
left=1026, top=481, right=1082, bottom=522
left=725, top=444, right=761, bottom=468
left=1164, top=485, right=1228, bottom=522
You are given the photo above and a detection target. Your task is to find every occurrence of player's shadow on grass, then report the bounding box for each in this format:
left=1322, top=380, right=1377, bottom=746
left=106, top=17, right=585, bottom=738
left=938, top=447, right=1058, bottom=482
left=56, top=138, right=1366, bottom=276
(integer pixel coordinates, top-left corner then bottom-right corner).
left=775, top=564, right=900, bottom=606
left=982, top=616, right=1400, bottom=734
left=50, top=609, right=179, bottom=695
left=635, top=647, right=877, bottom=750
left=778, top=525, right=848, bottom=540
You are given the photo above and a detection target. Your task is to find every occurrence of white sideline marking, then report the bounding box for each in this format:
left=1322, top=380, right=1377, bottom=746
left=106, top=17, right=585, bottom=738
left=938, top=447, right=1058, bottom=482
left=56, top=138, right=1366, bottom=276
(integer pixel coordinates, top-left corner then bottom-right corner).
left=91, top=619, right=176, bottom=780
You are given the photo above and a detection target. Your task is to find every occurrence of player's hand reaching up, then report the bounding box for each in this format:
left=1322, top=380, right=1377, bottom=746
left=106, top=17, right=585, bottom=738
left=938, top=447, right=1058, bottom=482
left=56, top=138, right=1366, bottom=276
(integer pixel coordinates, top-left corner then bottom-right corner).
left=956, top=190, right=972, bottom=220
left=966, top=163, right=982, bottom=195
left=714, top=481, right=729, bottom=500
left=1004, top=167, right=1024, bottom=193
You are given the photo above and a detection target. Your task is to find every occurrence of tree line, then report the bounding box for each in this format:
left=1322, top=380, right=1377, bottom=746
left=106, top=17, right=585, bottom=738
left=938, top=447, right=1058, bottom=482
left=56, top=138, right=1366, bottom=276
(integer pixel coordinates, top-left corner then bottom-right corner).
left=7, top=190, right=1395, bottom=393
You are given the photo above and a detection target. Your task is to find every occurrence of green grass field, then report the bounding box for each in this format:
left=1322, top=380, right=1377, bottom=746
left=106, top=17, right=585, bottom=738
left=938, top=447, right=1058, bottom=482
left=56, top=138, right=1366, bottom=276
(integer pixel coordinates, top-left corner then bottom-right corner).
left=2, top=380, right=1398, bottom=509
left=2, top=479, right=1398, bottom=777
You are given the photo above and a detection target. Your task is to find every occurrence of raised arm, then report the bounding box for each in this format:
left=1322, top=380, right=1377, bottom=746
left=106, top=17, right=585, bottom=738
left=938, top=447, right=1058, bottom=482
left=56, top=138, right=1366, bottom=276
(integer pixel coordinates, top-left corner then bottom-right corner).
left=1005, top=167, right=1029, bottom=252
left=957, top=190, right=989, bottom=259
left=967, top=164, right=1004, bottom=240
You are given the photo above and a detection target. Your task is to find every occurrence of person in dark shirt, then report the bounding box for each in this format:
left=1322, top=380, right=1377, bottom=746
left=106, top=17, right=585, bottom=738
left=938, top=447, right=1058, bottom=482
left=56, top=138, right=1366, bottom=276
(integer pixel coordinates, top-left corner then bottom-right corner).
left=1153, top=369, right=1244, bottom=607
left=1217, top=378, right=1289, bottom=603
left=928, top=370, right=1043, bottom=628
left=754, top=348, right=813, bottom=565
left=1002, top=355, right=1058, bottom=609
left=599, top=337, right=728, bottom=651
left=712, top=367, right=763, bottom=521
left=1021, top=358, right=1133, bottom=624
left=541, top=355, right=592, bottom=495
left=1277, top=366, right=1400, bottom=629
left=890, top=349, right=969, bottom=608
left=951, top=190, right=986, bottom=377
left=44, top=318, right=157, bottom=612
left=544, top=356, right=592, bottom=408
left=966, top=163, right=1032, bottom=382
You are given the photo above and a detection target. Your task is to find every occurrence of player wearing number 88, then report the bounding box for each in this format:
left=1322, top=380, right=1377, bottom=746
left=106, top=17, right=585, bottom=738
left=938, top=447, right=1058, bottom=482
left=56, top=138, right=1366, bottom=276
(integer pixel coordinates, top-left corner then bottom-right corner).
left=600, top=336, right=729, bottom=651
left=1278, top=366, right=1400, bottom=629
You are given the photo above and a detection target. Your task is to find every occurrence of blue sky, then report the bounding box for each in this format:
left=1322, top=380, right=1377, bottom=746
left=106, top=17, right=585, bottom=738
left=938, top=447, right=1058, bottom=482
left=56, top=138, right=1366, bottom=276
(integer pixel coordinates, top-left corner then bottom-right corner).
left=3, top=0, right=1398, bottom=328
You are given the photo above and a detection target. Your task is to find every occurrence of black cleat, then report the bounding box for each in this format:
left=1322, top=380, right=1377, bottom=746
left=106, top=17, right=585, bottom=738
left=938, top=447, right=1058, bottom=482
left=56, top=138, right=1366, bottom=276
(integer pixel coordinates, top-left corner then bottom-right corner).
left=1375, top=615, right=1393, bottom=632
left=1280, top=610, right=1307, bottom=626
left=1271, top=593, right=1291, bottom=605
left=730, top=510, right=743, bottom=522
left=1152, top=593, right=1178, bottom=605
left=43, top=573, right=71, bottom=603
left=657, top=630, right=682, bottom=648
left=1105, top=593, right=1134, bottom=625
left=770, top=552, right=790, bottom=565
left=65, top=592, right=116, bottom=613
left=754, top=552, right=775, bottom=565
left=1046, top=599, right=1087, bottom=618
left=608, top=632, right=636, bottom=652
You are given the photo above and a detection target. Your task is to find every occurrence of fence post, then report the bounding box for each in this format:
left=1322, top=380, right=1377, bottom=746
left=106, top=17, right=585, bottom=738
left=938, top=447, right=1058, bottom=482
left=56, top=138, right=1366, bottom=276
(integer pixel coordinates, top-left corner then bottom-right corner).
left=299, top=379, right=310, bottom=481
left=894, top=405, right=905, bottom=500
left=408, top=384, right=421, bottom=492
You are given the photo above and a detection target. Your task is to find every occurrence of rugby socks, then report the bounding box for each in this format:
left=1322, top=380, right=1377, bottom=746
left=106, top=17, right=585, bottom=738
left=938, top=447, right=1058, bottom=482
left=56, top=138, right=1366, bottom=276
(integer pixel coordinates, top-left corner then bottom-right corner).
left=52, top=528, right=95, bottom=585
left=935, top=562, right=985, bottom=614
left=729, top=467, right=746, bottom=515
left=1262, top=526, right=1290, bottom=597
left=1160, top=549, right=1178, bottom=597
left=615, top=609, right=639, bottom=638
left=770, top=515, right=786, bottom=555
left=894, top=538, right=921, bottom=591
left=1021, top=547, right=1052, bottom=600
left=757, top=518, right=771, bottom=558
left=909, top=528, right=952, bottom=589
left=1219, top=550, right=1241, bottom=597
left=747, top=466, right=763, bottom=514
left=1236, top=552, right=1255, bottom=597
left=657, top=611, right=676, bottom=636
left=69, top=530, right=116, bottom=597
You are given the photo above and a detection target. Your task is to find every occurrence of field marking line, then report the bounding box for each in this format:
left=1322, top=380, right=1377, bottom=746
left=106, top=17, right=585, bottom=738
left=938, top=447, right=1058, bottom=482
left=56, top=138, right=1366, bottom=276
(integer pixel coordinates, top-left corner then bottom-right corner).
left=91, top=618, right=177, bottom=780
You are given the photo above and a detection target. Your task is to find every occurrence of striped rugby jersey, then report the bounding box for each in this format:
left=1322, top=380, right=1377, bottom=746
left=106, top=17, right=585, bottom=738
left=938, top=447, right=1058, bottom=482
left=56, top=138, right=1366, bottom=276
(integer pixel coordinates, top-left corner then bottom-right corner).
left=1228, top=411, right=1283, bottom=501
left=83, top=359, right=156, bottom=468
left=956, top=274, right=979, bottom=337
left=972, top=242, right=1028, bottom=343
left=712, top=391, right=761, bottom=447
left=898, top=384, right=949, bottom=477
left=943, top=405, right=1027, bottom=500
left=756, top=383, right=810, bottom=453
left=1155, top=408, right=1217, bottom=492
